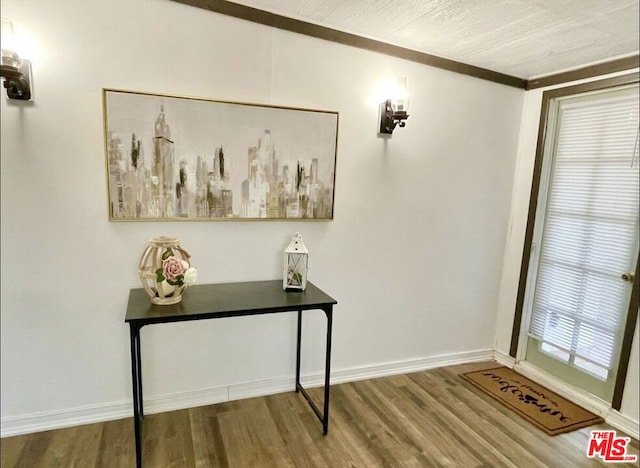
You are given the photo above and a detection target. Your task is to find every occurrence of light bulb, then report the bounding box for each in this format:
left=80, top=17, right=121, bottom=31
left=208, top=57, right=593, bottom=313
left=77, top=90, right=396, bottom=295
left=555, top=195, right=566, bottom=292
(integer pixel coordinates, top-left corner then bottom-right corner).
left=391, top=76, right=410, bottom=113
left=1, top=17, right=23, bottom=69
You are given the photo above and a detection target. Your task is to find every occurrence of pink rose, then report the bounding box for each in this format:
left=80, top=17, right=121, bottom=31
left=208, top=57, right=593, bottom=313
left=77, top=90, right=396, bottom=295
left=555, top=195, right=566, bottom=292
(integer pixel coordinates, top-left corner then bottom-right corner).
left=162, top=256, right=188, bottom=281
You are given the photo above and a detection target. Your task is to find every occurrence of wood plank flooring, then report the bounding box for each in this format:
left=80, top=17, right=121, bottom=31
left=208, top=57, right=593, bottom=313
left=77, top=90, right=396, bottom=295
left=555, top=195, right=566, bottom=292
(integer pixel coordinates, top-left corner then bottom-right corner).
left=2, top=362, right=638, bottom=467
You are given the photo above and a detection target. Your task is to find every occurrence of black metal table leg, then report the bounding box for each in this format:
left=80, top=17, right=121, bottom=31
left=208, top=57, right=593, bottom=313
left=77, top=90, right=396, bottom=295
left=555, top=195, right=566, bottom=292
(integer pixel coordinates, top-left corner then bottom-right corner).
left=135, top=331, right=144, bottom=418
left=130, top=324, right=142, bottom=468
left=323, top=306, right=333, bottom=435
left=295, top=310, right=302, bottom=393
left=295, top=306, right=333, bottom=436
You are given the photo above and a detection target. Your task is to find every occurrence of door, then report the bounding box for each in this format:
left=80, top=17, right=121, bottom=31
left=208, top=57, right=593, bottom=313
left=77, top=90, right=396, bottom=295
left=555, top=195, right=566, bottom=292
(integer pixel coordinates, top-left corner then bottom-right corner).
left=519, top=83, right=639, bottom=402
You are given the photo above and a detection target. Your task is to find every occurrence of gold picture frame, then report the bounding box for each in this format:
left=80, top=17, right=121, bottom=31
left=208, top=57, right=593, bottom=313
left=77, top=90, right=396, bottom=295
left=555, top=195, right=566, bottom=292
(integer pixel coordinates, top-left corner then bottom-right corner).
left=103, top=89, right=338, bottom=221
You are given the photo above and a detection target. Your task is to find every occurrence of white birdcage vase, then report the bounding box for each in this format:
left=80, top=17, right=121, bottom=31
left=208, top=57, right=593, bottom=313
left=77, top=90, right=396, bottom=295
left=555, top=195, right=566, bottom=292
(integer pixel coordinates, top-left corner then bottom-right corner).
left=138, top=236, right=191, bottom=305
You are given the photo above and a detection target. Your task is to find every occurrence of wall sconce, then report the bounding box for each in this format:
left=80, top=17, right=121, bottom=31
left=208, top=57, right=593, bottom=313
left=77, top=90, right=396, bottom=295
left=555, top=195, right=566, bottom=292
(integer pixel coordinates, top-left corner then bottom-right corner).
left=1, top=17, right=32, bottom=100
left=378, top=76, right=410, bottom=135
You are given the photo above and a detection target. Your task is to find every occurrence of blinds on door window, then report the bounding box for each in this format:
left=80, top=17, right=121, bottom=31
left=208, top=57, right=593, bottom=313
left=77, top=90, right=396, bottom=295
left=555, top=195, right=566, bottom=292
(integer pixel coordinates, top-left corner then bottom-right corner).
left=528, top=86, right=639, bottom=378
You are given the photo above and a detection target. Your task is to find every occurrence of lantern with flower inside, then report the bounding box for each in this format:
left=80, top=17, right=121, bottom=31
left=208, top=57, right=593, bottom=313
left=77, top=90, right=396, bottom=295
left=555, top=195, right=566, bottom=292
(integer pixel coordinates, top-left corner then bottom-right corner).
left=283, top=232, right=308, bottom=291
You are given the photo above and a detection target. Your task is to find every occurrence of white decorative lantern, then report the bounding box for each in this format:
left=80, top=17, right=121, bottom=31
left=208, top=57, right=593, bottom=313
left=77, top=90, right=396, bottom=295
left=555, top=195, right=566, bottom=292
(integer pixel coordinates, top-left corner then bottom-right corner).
left=283, top=232, right=308, bottom=291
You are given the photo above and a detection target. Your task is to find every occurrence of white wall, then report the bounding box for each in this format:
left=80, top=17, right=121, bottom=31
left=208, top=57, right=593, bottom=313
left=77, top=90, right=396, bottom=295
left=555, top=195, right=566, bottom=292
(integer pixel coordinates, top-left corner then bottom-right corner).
left=493, top=71, right=640, bottom=424
left=0, top=0, right=523, bottom=433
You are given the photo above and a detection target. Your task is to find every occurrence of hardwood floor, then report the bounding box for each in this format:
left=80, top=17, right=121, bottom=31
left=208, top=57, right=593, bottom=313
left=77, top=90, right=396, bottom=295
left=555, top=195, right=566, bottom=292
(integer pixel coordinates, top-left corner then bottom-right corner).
left=2, top=362, right=638, bottom=467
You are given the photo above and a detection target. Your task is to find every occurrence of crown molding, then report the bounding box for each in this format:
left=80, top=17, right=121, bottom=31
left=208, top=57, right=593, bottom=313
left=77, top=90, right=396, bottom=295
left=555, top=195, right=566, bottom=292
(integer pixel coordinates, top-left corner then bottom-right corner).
left=525, top=55, right=639, bottom=90
left=170, top=0, right=526, bottom=89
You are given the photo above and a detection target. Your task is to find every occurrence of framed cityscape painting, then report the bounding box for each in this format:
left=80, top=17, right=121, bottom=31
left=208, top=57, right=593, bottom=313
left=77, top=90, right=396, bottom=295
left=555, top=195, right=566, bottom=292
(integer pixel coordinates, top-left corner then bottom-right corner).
left=102, top=89, right=338, bottom=221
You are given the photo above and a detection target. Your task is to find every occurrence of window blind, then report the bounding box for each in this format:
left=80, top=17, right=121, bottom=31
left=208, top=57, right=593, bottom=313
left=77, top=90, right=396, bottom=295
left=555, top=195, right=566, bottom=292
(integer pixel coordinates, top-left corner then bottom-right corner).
left=528, top=87, right=639, bottom=377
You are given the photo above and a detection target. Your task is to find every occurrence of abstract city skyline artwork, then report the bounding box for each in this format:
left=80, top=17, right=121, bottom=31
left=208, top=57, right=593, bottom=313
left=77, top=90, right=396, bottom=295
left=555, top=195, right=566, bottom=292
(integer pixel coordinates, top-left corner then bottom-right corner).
left=102, top=89, right=338, bottom=221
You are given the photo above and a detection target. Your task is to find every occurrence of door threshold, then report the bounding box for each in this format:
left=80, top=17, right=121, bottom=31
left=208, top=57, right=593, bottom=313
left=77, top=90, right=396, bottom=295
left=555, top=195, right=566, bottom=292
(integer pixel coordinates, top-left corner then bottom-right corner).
left=514, top=361, right=639, bottom=440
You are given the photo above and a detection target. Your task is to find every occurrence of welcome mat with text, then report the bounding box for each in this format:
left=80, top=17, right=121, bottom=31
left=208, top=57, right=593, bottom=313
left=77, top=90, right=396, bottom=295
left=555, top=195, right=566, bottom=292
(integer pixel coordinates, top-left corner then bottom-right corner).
left=460, top=366, right=604, bottom=436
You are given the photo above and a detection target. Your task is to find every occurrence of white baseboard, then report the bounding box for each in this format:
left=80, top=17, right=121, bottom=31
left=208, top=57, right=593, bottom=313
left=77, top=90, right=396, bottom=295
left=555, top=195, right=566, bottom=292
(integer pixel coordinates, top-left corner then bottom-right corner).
left=493, top=349, right=516, bottom=368
left=605, top=409, right=640, bottom=440
left=5, top=349, right=637, bottom=441
left=0, top=400, right=132, bottom=438
left=0, top=386, right=231, bottom=438
left=0, top=348, right=493, bottom=438
left=329, top=348, right=495, bottom=386
left=145, top=385, right=230, bottom=414
left=228, top=377, right=295, bottom=401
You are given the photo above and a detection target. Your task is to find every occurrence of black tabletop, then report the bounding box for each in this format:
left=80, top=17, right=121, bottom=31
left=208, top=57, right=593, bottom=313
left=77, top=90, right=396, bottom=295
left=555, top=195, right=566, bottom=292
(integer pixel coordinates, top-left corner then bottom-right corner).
left=125, top=280, right=337, bottom=324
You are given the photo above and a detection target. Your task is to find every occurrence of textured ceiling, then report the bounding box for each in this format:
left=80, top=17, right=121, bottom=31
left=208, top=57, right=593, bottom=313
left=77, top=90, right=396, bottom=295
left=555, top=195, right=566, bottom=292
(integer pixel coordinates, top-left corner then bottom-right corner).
left=227, top=0, right=639, bottom=79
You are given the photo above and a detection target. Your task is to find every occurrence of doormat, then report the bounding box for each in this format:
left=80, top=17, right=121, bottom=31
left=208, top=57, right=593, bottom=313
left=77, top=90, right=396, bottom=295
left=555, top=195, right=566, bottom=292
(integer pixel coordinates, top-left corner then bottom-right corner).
left=460, top=366, right=604, bottom=436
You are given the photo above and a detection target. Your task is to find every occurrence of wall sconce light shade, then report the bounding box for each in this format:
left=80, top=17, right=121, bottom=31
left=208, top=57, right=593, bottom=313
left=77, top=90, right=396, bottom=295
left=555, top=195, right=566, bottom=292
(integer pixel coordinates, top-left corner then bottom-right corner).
left=1, top=17, right=32, bottom=100
left=378, top=76, right=410, bottom=135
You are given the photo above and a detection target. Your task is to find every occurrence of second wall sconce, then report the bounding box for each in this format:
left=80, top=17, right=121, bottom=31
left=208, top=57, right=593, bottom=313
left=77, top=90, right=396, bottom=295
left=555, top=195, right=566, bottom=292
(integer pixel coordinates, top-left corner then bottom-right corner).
left=378, top=76, right=409, bottom=135
left=0, top=17, right=32, bottom=100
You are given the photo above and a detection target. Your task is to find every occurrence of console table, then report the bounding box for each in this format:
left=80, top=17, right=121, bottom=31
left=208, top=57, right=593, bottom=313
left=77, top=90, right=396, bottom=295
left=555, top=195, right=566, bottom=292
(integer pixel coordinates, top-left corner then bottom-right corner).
left=125, top=280, right=337, bottom=468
